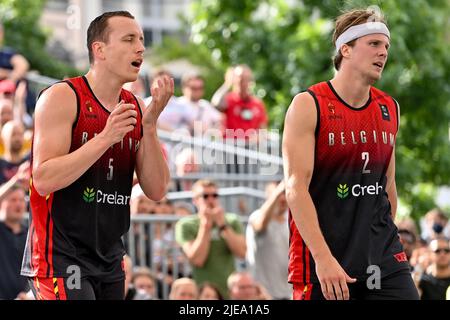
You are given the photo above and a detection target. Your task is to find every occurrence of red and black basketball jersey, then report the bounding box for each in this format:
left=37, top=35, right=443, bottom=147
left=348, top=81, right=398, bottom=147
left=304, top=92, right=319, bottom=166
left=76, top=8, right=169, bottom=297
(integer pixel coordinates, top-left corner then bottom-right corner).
left=21, top=76, right=142, bottom=281
left=288, top=81, right=410, bottom=285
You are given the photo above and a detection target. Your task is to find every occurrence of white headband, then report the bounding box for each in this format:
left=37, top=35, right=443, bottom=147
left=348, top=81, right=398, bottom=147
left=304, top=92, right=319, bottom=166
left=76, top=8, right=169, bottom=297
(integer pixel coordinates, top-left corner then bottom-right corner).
left=335, top=22, right=390, bottom=53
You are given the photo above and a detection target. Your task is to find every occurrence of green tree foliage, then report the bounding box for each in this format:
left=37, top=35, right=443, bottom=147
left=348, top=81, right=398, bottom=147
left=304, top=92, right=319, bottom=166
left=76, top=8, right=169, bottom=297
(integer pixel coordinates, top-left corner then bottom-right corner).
left=0, top=0, right=79, bottom=79
left=173, top=0, right=449, bottom=220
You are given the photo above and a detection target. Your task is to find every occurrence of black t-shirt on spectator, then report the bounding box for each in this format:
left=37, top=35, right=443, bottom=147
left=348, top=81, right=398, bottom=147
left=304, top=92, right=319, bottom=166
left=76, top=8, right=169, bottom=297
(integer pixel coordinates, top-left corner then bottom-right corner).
left=0, top=222, right=28, bottom=300
left=419, top=273, right=450, bottom=300
left=0, top=154, right=30, bottom=185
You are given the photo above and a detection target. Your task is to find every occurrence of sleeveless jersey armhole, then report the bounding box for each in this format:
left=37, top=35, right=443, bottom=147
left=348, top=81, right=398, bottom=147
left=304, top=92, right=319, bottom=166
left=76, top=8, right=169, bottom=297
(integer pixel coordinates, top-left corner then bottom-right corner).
left=391, top=97, right=400, bottom=133
left=306, top=89, right=320, bottom=138
left=38, top=80, right=80, bottom=131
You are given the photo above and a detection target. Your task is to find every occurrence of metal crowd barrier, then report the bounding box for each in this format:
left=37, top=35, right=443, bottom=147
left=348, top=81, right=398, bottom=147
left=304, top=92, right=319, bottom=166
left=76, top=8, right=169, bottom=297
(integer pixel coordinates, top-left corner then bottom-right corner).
left=166, top=186, right=267, bottom=216
left=125, top=214, right=249, bottom=300
left=157, top=129, right=283, bottom=179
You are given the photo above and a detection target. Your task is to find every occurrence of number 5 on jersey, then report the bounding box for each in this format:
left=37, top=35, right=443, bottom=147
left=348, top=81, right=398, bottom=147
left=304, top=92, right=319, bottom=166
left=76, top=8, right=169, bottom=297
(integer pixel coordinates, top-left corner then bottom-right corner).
left=107, top=158, right=114, bottom=180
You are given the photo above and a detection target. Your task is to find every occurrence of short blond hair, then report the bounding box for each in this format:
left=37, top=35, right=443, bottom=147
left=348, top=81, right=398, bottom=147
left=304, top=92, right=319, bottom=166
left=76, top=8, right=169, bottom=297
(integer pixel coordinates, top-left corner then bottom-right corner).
left=169, top=277, right=198, bottom=299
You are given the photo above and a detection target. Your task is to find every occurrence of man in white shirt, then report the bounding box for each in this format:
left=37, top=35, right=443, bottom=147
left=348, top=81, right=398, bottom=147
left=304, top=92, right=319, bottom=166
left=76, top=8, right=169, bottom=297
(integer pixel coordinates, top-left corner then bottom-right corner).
left=177, top=73, right=223, bottom=136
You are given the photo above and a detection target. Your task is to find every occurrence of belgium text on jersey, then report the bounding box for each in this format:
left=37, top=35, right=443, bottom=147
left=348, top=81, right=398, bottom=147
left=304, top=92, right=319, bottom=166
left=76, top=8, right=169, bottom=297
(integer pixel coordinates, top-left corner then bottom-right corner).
left=328, top=130, right=395, bottom=146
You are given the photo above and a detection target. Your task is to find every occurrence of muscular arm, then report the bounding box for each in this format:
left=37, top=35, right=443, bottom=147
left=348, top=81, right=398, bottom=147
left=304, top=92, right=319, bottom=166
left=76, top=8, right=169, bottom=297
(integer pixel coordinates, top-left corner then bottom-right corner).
left=283, top=92, right=355, bottom=300
left=283, top=93, right=332, bottom=264
left=135, top=97, right=170, bottom=201
left=32, top=84, right=111, bottom=196
left=33, top=83, right=136, bottom=196
left=386, top=149, right=397, bottom=221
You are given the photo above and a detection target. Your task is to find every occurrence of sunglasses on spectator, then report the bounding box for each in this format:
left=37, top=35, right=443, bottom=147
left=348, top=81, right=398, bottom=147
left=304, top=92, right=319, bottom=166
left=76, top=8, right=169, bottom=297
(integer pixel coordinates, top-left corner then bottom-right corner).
left=199, top=193, right=219, bottom=199
left=434, top=248, right=450, bottom=254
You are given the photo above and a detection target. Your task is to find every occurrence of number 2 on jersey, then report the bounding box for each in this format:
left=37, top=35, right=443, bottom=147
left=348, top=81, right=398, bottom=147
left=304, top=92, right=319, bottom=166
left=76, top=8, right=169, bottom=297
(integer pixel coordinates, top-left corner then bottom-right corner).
left=362, top=152, right=371, bottom=174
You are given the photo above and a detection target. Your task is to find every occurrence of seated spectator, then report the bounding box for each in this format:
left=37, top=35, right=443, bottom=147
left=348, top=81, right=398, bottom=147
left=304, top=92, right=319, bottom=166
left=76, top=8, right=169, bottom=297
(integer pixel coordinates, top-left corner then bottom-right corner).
left=396, top=217, right=419, bottom=242
left=420, top=208, right=449, bottom=242
left=0, top=98, right=32, bottom=157
left=131, top=267, right=158, bottom=300
left=0, top=80, right=32, bottom=127
left=175, top=179, right=246, bottom=298
left=169, top=277, right=198, bottom=300
left=0, top=184, right=29, bottom=299
left=246, top=181, right=291, bottom=300
left=227, top=271, right=260, bottom=300
left=0, top=120, right=30, bottom=185
left=418, top=238, right=450, bottom=300
left=198, top=282, right=224, bottom=300
left=0, top=97, right=13, bottom=128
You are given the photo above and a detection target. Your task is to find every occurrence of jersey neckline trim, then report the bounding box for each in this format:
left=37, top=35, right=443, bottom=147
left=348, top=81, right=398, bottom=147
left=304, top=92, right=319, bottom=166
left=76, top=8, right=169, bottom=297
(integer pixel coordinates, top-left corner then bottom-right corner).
left=82, top=75, right=122, bottom=115
left=326, top=80, right=372, bottom=111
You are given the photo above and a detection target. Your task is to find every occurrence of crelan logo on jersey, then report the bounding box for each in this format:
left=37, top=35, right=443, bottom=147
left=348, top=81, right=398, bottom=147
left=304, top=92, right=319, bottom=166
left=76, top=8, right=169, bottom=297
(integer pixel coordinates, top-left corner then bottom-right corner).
left=337, top=184, right=350, bottom=199
left=337, top=182, right=383, bottom=199
left=82, top=187, right=130, bottom=205
left=83, top=187, right=95, bottom=203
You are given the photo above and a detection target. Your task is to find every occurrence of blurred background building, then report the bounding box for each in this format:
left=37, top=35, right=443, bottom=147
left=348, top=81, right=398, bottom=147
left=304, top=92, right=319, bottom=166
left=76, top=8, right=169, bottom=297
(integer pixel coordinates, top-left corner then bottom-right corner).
left=42, top=0, right=191, bottom=69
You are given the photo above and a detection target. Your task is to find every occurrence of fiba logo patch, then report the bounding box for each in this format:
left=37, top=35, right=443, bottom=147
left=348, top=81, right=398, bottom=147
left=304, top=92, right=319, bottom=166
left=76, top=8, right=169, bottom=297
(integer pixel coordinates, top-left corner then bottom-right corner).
left=328, top=103, right=335, bottom=114
left=85, top=100, right=97, bottom=119
left=328, top=102, right=343, bottom=120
